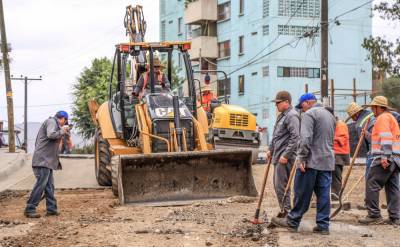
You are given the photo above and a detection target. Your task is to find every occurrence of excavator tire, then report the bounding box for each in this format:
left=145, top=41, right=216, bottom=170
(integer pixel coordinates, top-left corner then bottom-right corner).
left=94, top=131, right=112, bottom=186
left=111, top=156, right=119, bottom=197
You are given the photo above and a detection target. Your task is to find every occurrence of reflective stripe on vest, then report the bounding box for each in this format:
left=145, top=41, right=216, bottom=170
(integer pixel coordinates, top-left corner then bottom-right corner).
left=371, top=112, right=400, bottom=156
left=358, top=112, right=374, bottom=128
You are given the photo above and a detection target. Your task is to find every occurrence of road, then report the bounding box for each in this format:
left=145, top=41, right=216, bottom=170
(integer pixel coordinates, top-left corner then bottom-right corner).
left=0, top=152, right=399, bottom=247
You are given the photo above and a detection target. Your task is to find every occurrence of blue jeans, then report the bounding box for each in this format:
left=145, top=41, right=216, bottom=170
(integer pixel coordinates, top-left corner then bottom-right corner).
left=25, top=167, right=57, bottom=213
left=365, top=155, right=373, bottom=178
left=287, top=168, right=332, bottom=230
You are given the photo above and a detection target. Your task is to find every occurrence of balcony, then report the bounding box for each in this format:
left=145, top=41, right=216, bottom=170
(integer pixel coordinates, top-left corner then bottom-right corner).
left=188, top=36, right=218, bottom=60
left=184, top=0, right=217, bottom=25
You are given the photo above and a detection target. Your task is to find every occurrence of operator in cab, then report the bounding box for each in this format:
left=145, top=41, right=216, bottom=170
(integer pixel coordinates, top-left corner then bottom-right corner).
left=133, top=57, right=171, bottom=98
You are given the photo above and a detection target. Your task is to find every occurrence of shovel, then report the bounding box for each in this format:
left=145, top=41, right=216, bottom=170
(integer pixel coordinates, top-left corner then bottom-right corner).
left=276, top=161, right=297, bottom=218
left=330, top=118, right=370, bottom=219
left=250, top=157, right=272, bottom=224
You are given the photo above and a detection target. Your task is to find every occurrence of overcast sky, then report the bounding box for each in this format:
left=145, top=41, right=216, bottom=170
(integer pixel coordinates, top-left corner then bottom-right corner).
left=0, top=0, right=397, bottom=125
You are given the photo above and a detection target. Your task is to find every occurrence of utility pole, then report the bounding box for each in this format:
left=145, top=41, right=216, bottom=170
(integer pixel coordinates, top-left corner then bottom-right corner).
left=0, top=0, right=15, bottom=152
left=11, top=75, right=42, bottom=153
left=320, top=0, right=329, bottom=104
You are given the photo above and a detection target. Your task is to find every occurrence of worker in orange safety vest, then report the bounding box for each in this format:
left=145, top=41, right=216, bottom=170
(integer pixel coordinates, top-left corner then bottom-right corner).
left=358, top=96, right=400, bottom=225
left=200, top=85, right=216, bottom=112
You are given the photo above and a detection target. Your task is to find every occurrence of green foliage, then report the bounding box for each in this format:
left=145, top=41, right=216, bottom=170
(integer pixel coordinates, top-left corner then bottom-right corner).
left=381, top=77, right=400, bottom=111
left=71, top=144, right=94, bottom=154
left=362, top=1, right=400, bottom=76
left=72, top=57, right=115, bottom=139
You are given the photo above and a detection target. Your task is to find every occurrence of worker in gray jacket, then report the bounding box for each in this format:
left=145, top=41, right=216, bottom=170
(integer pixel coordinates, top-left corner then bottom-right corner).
left=268, top=91, right=300, bottom=216
left=271, top=93, right=336, bottom=235
left=24, top=111, right=70, bottom=218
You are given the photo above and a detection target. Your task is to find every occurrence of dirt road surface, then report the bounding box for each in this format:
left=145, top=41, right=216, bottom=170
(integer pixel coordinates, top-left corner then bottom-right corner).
left=1, top=158, right=399, bottom=247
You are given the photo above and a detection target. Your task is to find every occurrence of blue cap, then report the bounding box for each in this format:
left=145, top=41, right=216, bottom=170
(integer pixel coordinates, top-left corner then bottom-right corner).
left=295, top=93, right=317, bottom=109
left=56, top=110, right=69, bottom=120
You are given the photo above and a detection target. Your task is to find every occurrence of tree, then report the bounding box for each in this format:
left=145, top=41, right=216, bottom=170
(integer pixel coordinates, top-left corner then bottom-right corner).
left=72, top=57, right=114, bottom=139
left=381, top=77, right=400, bottom=111
left=362, top=1, right=400, bottom=77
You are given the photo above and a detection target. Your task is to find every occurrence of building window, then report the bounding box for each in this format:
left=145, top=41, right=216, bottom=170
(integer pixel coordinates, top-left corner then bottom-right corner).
left=218, top=40, right=231, bottom=58
left=278, top=0, right=320, bottom=18
left=278, top=25, right=319, bottom=37
left=262, top=25, right=269, bottom=35
left=238, top=36, right=244, bottom=55
left=178, top=17, right=183, bottom=34
left=277, top=67, right=320, bottom=78
left=161, top=20, right=166, bottom=41
left=239, top=0, right=244, bottom=15
left=263, top=0, right=269, bottom=17
left=187, top=25, right=193, bottom=40
left=218, top=2, right=231, bottom=21
left=262, top=66, right=269, bottom=77
left=238, top=75, right=245, bottom=95
left=218, top=77, right=231, bottom=97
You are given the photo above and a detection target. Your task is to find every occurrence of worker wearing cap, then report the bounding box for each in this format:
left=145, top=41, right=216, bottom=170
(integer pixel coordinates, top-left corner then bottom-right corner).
left=201, top=85, right=216, bottom=112
left=267, top=91, right=300, bottom=216
left=24, top=111, right=70, bottom=218
left=272, top=93, right=336, bottom=235
left=325, top=107, right=350, bottom=200
left=346, top=102, right=375, bottom=210
left=133, top=57, right=171, bottom=98
left=358, top=96, right=400, bottom=225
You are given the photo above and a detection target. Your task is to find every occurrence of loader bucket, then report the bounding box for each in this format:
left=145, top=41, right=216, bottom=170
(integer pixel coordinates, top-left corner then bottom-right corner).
left=115, top=149, right=257, bottom=204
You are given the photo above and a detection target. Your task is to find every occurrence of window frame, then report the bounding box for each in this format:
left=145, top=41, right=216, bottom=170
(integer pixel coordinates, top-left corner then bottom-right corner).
left=238, top=35, right=244, bottom=55
left=217, top=1, right=231, bottom=21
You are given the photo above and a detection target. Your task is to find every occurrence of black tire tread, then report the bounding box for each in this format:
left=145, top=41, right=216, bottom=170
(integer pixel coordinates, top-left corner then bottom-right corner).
left=95, top=131, right=112, bottom=186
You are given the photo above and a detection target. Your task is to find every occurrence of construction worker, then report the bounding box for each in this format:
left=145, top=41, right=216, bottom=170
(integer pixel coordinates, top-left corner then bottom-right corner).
left=201, top=85, right=216, bottom=112
left=271, top=93, right=336, bottom=235
left=345, top=102, right=375, bottom=209
left=133, top=57, right=170, bottom=98
left=24, top=111, right=70, bottom=218
left=326, top=107, right=350, bottom=200
left=267, top=91, right=300, bottom=216
left=358, top=96, right=400, bottom=225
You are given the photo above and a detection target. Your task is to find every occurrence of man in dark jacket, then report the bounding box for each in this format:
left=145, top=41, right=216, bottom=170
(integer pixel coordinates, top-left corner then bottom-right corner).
left=268, top=91, right=300, bottom=215
left=24, top=111, right=69, bottom=218
left=271, top=93, right=336, bottom=235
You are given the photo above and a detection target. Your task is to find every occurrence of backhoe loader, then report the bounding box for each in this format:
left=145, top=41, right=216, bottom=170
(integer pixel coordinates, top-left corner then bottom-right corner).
left=88, top=42, right=257, bottom=204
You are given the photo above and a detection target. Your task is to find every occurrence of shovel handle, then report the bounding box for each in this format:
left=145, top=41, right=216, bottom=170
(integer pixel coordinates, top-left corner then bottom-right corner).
left=253, top=157, right=272, bottom=220
left=339, top=118, right=370, bottom=198
left=280, top=161, right=297, bottom=212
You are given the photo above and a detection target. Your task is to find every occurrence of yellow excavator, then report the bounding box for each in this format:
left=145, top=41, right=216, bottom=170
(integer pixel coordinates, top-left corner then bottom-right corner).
left=87, top=5, right=257, bottom=205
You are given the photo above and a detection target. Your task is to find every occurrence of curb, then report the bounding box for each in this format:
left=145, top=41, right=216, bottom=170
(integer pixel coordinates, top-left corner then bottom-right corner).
left=59, top=154, right=94, bottom=159
left=0, top=154, right=30, bottom=182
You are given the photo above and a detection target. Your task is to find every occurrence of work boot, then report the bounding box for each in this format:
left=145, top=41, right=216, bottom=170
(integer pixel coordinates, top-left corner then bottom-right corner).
left=312, top=226, right=330, bottom=235
left=358, top=216, right=383, bottom=225
left=383, top=218, right=400, bottom=226
left=270, top=217, right=297, bottom=232
left=24, top=211, right=40, bottom=218
left=276, top=210, right=288, bottom=218
left=46, top=211, right=60, bottom=216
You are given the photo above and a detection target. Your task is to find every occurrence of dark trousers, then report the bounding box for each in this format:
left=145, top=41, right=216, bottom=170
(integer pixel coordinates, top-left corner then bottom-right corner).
left=287, top=168, right=332, bottom=230
left=273, top=160, right=294, bottom=211
left=25, top=167, right=57, bottom=213
left=331, top=165, right=343, bottom=199
left=366, top=162, right=400, bottom=219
